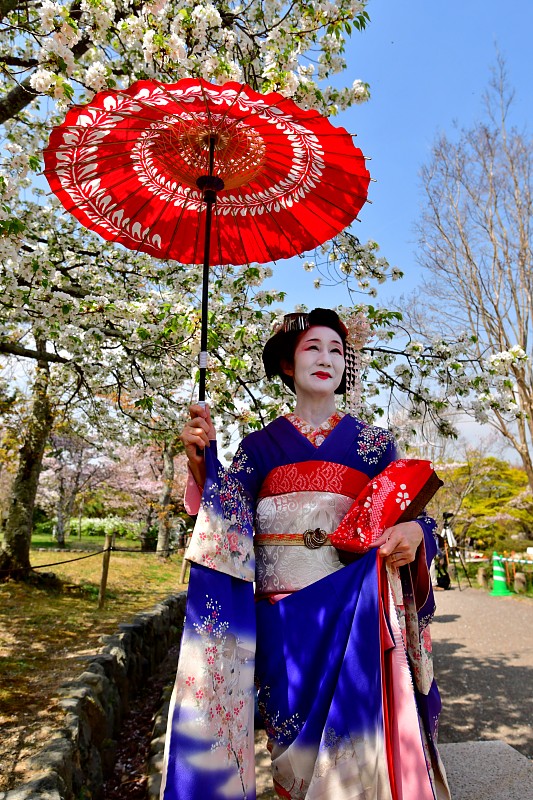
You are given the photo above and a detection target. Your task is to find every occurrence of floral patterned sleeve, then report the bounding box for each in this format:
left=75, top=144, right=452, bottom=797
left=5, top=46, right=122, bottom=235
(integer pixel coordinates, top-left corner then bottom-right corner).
left=184, top=439, right=261, bottom=583
left=226, top=438, right=263, bottom=500
left=356, top=424, right=398, bottom=470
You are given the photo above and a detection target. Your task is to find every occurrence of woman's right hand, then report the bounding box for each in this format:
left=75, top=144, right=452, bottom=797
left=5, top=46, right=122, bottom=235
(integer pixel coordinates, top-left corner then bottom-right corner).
left=180, top=404, right=216, bottom=486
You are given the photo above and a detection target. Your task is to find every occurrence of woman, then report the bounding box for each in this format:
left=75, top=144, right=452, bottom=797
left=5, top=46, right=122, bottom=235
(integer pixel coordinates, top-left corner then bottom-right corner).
left=161, top=309, right=450, bottom=800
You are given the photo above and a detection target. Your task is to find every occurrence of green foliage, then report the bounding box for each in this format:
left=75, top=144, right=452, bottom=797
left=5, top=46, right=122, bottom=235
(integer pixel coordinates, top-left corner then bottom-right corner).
left=434, top=456, right=533, bottom=553
left=33, top=516, right=143, bottom=544
left=32, top=506, right=50, bottom=525
left=462, top=458, right=528, bottom=513
left=33, top=520, right=55, bottom=538
left=78, top=488, right=110, bottom=519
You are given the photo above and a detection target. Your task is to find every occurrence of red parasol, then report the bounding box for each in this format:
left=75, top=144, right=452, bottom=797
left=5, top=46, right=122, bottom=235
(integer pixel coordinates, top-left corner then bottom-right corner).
left=43, top=78, right=371, bottom=400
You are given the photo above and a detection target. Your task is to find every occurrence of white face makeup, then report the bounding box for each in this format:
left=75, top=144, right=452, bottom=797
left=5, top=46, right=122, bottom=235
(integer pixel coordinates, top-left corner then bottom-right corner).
left=284, top=325, right=345, bottom=399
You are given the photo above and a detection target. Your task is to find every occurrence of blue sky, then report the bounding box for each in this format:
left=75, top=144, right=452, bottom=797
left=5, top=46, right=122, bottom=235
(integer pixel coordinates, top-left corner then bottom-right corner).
left=271, top=0, right=532, bottom=310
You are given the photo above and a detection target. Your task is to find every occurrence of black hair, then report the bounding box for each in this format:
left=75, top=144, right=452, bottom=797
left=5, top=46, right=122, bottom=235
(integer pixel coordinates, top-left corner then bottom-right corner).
left=262, top=308, right=347, bottom=394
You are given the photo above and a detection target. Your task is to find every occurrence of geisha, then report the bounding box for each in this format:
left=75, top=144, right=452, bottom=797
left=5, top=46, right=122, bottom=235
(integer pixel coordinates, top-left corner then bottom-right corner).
left=160, top=308, right=451, bottom=800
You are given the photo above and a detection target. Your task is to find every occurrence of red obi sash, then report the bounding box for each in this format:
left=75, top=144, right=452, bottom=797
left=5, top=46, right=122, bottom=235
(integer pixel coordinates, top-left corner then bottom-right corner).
left=258, top=458, right=443, bottom=559
left=258, top=460, right=369, bottom=500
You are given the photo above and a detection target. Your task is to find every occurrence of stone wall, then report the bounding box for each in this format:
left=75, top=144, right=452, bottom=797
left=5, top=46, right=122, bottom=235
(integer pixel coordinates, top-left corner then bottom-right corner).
left=3, top=592, right=187, bottom=800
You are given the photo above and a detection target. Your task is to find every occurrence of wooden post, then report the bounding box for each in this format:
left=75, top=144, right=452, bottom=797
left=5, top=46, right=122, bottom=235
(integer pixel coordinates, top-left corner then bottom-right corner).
left=179, top=556, right=190, bottom=584
left=98, top=533, right=114, bottom=609
left=477, top=567, right=488, bottom=589
left=179, top=533, right=191, bottom=584
left=514, top=572, right=527, bottom=593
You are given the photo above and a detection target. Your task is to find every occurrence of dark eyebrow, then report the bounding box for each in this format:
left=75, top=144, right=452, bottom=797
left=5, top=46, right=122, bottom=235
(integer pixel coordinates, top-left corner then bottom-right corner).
left=303, top=336, right=343, bottom=345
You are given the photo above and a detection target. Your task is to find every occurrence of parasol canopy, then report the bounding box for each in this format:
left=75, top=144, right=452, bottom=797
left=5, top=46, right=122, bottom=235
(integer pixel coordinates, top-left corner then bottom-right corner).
left=44, top=78, right=372, bottom=401
left=43, top=78, right=371, bottom=267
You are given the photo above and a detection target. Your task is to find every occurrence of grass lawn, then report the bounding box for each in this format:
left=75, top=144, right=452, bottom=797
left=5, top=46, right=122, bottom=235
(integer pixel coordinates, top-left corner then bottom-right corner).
left=0, top=545, right=188, bottom=793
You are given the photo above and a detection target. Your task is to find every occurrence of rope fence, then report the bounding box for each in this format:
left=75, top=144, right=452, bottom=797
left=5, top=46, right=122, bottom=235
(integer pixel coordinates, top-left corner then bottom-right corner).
left=30, top=548, right=112, bottom=571
left=29, top=544, right=178, bottom=570
left=2, top=536, right=187, bottom=607
left=4, top=541, right=532, bottom=603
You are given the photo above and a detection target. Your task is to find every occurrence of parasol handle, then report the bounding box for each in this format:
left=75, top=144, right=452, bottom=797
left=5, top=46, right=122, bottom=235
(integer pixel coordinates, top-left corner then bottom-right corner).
left=196, top=135, right=225, bottom=404
left=197, top=184, right=215, bottom=404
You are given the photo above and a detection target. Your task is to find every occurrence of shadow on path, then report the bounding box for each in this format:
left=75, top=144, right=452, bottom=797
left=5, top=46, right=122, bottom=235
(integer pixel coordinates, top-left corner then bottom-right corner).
left=433, top=614, right=460, bottom=624
left=433, top=639, right=533, bottom=757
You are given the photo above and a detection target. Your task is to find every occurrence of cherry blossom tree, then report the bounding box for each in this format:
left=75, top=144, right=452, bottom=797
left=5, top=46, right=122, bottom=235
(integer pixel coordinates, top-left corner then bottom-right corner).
left=36, top=433, right=188, bottom=550
left=1, top=0, right=370, bottom=120
left=407, top=62, right=533, bottom=486
left=0, top=0, right=376, bottom=578
left=37, top=430, right=113, bottom=546
left=1, top=4, right=520, bottom=580
left=100, top=442, right=188, bottom=554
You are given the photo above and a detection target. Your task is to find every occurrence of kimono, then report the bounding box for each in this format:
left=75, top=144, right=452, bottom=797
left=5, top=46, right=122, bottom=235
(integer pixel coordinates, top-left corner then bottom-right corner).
left=161, top=413, right=450, bottom=800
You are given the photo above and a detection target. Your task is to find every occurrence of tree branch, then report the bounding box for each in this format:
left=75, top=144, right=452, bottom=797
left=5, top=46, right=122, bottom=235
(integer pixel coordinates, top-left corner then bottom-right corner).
left=0, top=55, right=38, bottom=67
left=0, top=76, right=36, bottom=125
left=0, top=341, right=69, bottom=363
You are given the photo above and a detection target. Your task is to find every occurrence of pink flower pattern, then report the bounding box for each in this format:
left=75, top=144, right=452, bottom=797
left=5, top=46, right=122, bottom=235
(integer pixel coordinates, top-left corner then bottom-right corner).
left=179, top=597, right=253, bottom=798
left=186, top=460, right=255, bottom=582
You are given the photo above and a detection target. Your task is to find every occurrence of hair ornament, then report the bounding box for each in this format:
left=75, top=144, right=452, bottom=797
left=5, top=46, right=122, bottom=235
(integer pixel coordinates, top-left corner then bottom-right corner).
left=344, top=310, right=371, bottom=417
left=281, top=312, right=310, bottom=333
left=345, top=311, right=372, bottom=351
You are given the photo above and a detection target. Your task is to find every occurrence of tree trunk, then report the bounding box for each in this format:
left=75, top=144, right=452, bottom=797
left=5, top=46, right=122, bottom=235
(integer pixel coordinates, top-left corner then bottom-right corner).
left=156, top=441, right=175, bottom=558
left=55, top=474, right=80, bottom=547
left=55, top=474, right=68, bottom=547
left=141, top=505, right=155, bottom=552
left=0, top=341, right=54, bottom=579
left=55, top=498, right=67, bottom=547
left=517, top=447, right=533, bottom=495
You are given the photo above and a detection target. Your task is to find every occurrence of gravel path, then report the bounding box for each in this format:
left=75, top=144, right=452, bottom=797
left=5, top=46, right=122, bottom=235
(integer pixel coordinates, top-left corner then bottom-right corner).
left=431, top=586, right=533, bottom=758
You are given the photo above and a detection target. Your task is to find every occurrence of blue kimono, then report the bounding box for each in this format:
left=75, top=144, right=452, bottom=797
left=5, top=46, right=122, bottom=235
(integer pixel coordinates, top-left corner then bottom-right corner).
left=161, top=415, right=450, bottom=800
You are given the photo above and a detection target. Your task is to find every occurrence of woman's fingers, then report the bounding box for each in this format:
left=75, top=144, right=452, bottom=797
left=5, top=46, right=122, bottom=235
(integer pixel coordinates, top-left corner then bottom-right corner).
left=188, top=404, right=216, bottom=440
left=371, top=530, right=390, bottom=549
left=181, top=424, right=211, bottom=458
left=387, top=551, right=411, bottom=568
left=371, top=527, right=397, bottom=555
left=374, top=522, right=423, bottom=567
left=180, top=406, right=211, bottom=457
left=183, top=426, right=210, bottom=450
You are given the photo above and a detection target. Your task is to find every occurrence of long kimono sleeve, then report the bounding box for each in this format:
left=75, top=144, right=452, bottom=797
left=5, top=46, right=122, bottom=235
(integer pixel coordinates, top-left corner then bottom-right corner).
left=185, top=441, right=260, bottom=581
left=371, top=436, right=440, bottom=699
left=161, top=442, right=260, bottom=800
left=366, top=436, right=445, bottom=782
